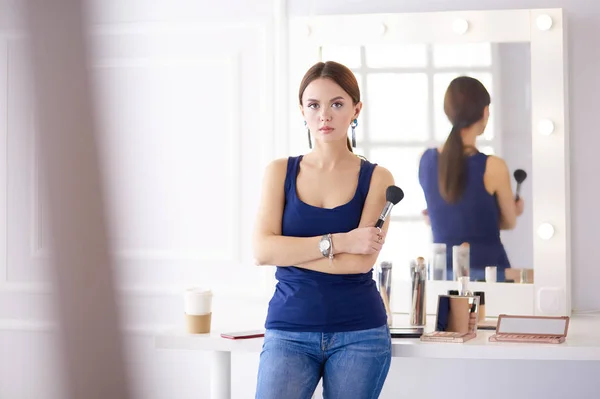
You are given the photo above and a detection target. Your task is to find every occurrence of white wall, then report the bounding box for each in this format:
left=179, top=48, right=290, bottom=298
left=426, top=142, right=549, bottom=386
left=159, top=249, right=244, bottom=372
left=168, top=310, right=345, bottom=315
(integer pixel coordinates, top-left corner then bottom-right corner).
left=1, top=0, right=599, bottom=398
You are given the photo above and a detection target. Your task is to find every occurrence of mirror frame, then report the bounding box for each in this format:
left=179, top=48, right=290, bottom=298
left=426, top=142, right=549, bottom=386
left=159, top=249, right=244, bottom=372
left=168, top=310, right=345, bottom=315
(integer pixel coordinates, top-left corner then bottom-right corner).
left=287, top=9, right=570, bottom=316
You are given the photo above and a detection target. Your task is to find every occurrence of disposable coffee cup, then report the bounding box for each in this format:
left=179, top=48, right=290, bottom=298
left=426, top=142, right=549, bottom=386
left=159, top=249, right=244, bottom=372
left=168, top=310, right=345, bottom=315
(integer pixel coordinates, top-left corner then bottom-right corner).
left=485, top=266, right=497, bottom=283
left=184, top=287, right=213, bottom=334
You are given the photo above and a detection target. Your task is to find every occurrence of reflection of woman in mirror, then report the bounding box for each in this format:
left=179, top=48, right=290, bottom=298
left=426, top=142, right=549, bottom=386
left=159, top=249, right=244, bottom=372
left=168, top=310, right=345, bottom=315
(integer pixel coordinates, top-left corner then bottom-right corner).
left=418, top=76, right=524, bottom=282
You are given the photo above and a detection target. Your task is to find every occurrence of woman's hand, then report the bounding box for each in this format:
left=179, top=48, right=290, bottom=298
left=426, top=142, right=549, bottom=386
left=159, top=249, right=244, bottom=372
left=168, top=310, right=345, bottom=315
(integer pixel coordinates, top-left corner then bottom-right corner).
left=422, top=209, right=430, bottom=226
left=515, top=198, right=525, bottom=216
left=335, top=226, right=385, bottom=255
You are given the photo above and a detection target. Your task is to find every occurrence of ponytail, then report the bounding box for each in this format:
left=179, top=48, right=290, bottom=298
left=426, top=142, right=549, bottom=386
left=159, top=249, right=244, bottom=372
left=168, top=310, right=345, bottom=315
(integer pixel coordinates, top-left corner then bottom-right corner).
left=438, top=125, right=467, bottom=203
left=439, top=75, right=490, bottom=203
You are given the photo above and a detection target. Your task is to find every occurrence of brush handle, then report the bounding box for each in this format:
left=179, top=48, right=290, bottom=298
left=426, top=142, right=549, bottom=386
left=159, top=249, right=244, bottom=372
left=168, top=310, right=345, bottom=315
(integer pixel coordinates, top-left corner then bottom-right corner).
left=515, top=183, right=522, bottom=201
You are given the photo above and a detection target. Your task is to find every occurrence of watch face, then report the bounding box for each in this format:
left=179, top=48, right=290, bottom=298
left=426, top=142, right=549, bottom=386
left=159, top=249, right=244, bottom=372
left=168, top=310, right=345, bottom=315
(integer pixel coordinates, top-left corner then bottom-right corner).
left=319, top=239, right=330, bottom=251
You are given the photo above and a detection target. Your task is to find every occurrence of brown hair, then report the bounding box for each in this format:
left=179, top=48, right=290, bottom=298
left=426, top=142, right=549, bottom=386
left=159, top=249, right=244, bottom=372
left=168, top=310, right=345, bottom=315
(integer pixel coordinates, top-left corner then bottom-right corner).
left=298, top=61, right=360, bottom=152
left=438, top=76, right=491, bottom=203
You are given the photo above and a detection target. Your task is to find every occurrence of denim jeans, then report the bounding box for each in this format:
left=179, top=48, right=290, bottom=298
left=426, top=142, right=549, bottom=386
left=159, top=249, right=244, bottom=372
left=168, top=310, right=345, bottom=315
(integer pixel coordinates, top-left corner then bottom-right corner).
left=255, top=324, right=391, bottom=399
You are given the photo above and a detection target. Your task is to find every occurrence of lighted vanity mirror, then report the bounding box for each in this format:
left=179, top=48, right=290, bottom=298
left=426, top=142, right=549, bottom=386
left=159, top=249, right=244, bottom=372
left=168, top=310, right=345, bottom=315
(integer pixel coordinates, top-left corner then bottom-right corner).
left=288, top=9, right=570, bottom=317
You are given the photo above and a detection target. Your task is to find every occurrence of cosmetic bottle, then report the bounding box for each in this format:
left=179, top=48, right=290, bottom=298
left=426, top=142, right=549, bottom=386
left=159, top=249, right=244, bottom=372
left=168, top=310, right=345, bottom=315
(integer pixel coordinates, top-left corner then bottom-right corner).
left=458, top=276, right=472, bottom=296
left=452, top=242, right=470, bottom=280
left=429, top=243, right=447, bottom=280
left=375, top=261, right=393, bottom=326
left=473, top=291, right=486, bottom=322
left=409, top=257, right=427, bottom=326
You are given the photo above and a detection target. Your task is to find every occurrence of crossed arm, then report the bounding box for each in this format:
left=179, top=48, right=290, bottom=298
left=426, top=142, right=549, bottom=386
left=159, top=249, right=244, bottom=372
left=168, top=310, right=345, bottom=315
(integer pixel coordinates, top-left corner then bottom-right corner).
left=252, top=158, right=395, bottom=274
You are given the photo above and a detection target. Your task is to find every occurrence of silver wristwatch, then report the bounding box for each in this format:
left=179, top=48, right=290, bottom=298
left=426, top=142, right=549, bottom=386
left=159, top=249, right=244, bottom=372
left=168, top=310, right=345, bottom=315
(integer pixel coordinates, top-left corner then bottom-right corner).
left=319, top=234, right=332, bottom=257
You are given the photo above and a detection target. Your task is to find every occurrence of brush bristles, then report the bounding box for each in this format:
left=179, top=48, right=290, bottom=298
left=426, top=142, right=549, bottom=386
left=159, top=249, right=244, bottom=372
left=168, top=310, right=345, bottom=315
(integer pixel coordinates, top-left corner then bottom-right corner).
left=385, top=185, right=404, bottom=205
left=513, top=169, right=527, bottom=183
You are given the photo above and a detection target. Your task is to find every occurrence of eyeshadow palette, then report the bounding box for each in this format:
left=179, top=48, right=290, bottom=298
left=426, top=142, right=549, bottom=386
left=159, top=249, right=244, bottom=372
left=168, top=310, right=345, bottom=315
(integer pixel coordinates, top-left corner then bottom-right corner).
left=420, top=295, right=479, bottom=343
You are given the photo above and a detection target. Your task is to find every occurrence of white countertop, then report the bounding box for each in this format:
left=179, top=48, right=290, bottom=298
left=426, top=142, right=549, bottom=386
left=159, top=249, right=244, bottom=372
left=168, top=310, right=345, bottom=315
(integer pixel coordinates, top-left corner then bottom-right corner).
left=154, top=315, right=600, bottom=361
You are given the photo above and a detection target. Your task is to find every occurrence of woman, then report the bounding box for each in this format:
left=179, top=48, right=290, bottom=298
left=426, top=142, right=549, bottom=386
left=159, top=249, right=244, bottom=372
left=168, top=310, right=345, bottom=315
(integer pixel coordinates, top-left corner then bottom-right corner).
left=419, top=76, right=524, bottom=282
left=252, top=61, right=394, bottom=398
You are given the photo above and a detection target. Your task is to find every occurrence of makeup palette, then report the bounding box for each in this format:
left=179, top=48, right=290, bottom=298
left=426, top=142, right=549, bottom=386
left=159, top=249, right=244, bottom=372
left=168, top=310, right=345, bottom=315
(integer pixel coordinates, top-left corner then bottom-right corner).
left=489, top=314, right=570, bottom=344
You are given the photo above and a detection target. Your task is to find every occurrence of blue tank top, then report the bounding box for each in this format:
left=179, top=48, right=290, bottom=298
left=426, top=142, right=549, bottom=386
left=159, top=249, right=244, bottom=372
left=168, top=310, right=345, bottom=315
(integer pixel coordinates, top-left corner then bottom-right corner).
left=264, top=155, right=387, bottom=332
left=418, top=148, right=510, bottom=281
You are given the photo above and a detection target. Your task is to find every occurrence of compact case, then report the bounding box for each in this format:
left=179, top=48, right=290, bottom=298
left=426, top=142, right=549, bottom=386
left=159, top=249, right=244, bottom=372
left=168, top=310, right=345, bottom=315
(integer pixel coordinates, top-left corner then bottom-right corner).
left=489, top=314, right=570, bottom=344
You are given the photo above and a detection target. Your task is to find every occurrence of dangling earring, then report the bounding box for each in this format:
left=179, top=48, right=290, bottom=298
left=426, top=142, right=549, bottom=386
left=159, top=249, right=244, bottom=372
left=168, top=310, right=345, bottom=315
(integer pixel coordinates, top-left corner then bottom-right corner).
left=350, top=119, right=358, bottom=148
left=305, top=121, right=312, bottom=149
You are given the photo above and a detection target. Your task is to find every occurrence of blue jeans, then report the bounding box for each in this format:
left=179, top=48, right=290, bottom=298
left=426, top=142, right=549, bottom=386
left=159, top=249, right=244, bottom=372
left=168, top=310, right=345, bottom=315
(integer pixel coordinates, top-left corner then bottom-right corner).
left=255, top=324, right=391, bottom=399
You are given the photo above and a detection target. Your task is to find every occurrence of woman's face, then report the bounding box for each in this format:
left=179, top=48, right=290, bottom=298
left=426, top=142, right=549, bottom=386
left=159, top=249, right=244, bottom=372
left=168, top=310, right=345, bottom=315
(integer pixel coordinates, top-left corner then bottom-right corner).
left=300, top=78, right=361, bottom=146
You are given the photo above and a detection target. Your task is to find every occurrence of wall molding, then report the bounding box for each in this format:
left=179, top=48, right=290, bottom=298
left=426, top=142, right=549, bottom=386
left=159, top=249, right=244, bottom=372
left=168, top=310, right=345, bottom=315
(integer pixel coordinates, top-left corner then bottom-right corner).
left=3, top=18, right=275, bottom=281
left=91, top=53, right=243, bottom=264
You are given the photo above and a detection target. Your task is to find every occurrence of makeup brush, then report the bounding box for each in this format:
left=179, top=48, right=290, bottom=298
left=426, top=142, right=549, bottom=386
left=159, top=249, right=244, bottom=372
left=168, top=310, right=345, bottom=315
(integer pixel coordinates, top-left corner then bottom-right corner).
left=374, top=186, right=404, bottom=229
left=513, top=169, right=527, bottom=201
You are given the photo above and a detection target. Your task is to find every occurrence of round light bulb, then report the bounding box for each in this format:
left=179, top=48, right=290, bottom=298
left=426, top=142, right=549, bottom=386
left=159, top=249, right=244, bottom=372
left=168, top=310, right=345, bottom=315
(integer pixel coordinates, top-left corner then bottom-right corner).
left=537, top=223, right=555, bottom=240
left=378, top=23, right=387, bottom=36
left=536, top=14, right=553, bottom=31
left=538, top=119, right=555, bottom=135
left=452, top=19, right=469, bottom=35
